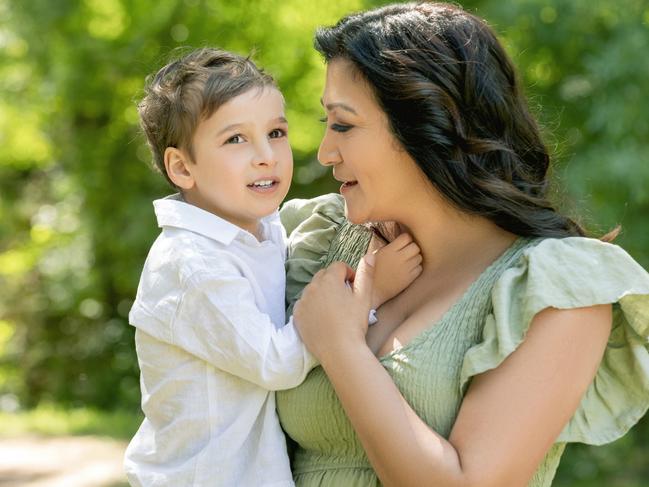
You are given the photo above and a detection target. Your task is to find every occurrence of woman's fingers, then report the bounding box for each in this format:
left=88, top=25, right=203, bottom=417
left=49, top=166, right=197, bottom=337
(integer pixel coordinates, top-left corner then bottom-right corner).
left=324, top=261, right=355, bottom=284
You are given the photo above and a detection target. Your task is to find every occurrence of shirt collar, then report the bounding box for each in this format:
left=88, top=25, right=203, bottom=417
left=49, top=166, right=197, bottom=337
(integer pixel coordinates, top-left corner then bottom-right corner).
left=153, top=193, right=278, bottom=246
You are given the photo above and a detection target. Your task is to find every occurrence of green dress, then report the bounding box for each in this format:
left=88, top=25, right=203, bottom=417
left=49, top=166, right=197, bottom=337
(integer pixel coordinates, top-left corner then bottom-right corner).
left=277, top=194, right=649, bottom=487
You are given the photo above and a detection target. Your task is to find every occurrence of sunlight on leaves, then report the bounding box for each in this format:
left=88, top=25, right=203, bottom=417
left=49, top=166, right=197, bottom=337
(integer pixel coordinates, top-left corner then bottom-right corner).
left=84, top=0, right=129, bottom=40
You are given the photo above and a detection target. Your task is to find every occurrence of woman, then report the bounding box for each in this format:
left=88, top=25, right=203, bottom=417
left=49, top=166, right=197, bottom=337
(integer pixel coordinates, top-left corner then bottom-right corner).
left=277, top=2, right=649, bottom=486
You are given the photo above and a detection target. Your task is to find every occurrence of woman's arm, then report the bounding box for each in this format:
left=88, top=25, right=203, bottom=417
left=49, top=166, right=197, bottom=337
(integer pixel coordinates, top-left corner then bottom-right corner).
left=294, top=259, right=611, bottom=487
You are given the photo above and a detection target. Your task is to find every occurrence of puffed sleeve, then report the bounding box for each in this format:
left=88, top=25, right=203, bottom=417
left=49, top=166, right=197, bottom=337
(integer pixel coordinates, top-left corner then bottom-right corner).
left=460, top=237, right=649, bottom=445
left=280, top=193, right=372, bottom=313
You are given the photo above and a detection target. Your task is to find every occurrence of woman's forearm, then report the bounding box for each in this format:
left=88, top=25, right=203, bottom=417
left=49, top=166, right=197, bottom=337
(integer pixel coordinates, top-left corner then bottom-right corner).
left=318, top=305, right=613, bottom=487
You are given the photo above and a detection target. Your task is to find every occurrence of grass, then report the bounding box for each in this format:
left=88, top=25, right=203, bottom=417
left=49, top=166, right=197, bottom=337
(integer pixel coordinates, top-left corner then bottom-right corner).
left=0, top=404, right=142, bottom=439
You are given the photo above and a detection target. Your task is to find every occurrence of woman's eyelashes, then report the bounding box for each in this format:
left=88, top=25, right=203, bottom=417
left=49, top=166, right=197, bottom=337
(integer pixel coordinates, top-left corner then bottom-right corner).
left=319, top=117, right=353, bottom=133
left=332, top=123, right=352, bottom=133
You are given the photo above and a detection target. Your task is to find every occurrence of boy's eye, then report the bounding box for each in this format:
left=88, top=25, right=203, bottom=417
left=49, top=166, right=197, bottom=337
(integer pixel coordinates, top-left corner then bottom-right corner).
left=269, top=128, right=287, bottom=139
left=226, top=134, right=245, bottom=144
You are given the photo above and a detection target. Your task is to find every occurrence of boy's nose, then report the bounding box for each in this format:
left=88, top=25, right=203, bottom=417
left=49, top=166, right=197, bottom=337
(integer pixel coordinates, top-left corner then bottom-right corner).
left=252, top=141, right=276, bottom=166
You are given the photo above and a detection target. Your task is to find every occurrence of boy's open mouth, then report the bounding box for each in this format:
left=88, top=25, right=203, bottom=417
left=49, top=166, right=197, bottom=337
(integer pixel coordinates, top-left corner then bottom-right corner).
left=248, top=179, right=278, bottom=189
left=247, top=179, right=279, bottom=192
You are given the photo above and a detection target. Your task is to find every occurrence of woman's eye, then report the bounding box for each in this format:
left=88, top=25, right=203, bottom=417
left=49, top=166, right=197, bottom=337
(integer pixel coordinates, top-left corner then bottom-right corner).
left=320, top=116, right=352, bottom=133
left=226, top=134, right=244, bottom=144
left=331, top=123, right=352, bottom=133
left=269, top=128, right=287, bottom=139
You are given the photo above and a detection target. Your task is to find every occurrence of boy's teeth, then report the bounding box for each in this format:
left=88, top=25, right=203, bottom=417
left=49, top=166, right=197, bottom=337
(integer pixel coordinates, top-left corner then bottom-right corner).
left=252, top=180, right=273, bottom=187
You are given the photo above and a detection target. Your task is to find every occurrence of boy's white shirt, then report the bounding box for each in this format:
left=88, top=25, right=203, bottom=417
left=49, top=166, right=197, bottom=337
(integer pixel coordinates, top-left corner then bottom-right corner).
left=124, top=193, right=316, bottom=487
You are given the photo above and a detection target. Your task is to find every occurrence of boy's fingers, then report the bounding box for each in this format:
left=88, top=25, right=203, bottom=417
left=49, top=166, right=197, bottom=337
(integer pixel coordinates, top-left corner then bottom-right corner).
left=383, top=232, right=412, bottom=251
left=400, top=241, right=421, bottom=258
left=394, top=232, right=413, bottom=249
left=368, top=235, right=387, bottom=254
left=410, top=265, right=423, bottom=277
left=353, top=252, right=376, bottom=303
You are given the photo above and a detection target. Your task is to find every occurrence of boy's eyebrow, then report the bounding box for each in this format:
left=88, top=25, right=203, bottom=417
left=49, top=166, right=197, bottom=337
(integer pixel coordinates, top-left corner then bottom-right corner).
left=216, top=117, right=289, bottom=136
left=320, top=98, right=358, bottom=115
left=216, top=123, right=244, bottom=137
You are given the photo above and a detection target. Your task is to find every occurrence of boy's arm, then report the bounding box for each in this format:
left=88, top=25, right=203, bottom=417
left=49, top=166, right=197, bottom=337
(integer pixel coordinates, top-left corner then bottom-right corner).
left=371, top=233, right=422, bottom=309
left=169, top=267, right=317, bottom=391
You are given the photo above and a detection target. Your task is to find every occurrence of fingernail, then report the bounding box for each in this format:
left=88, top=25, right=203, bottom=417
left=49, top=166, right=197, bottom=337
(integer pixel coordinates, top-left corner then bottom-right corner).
left=364, top=253, right=376, bottom=267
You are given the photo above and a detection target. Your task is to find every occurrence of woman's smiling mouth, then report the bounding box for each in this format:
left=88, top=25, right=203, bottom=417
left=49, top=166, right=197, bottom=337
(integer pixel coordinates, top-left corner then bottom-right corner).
left=340, top=180, right=358, bottom=193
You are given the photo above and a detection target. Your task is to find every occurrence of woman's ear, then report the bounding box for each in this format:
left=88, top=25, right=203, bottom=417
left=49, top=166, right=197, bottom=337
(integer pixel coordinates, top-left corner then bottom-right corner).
left=164, top=147, right=195, bottom=190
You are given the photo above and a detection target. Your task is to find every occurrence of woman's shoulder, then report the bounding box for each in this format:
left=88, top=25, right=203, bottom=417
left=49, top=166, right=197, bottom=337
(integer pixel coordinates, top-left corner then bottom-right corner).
left=281, top=193, right=356, bottom=312
left=280, top=193, right=345, bottom=237
left=507, top=236, right=649, bottom=304
left=281, top=191, right=372, bottom=269
left=462, top=235, right=649, bottom=446
left=524, top=235, right=645, bottom=268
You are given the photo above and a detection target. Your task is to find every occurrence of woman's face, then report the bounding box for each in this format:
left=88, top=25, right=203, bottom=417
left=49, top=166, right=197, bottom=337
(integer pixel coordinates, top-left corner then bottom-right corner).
left=318, top=59, right=429, bottom=224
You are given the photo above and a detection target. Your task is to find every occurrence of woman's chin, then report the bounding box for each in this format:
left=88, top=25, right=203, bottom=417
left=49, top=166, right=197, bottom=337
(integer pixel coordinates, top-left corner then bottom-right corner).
left=343, top=206, right=368, bottom=225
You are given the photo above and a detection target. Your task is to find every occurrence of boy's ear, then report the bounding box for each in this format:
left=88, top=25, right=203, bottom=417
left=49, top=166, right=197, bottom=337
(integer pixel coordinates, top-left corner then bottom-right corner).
left=164, top=147, right=195, bottom=190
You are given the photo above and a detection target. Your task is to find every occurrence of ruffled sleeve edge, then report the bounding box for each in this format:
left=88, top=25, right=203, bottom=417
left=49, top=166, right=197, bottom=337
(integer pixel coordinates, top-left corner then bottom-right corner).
left=460, top=237, right=649, bottom=445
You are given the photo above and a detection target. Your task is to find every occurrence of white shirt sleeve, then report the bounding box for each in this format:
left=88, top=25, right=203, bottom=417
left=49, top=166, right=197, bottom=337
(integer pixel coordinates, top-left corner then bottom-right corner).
left=169, top=268, right=317, bottom=391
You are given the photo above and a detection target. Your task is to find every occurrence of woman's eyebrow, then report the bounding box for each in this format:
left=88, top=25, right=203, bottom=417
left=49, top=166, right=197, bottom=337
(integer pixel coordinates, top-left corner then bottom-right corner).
left=320, top=98, right=358, bottom=115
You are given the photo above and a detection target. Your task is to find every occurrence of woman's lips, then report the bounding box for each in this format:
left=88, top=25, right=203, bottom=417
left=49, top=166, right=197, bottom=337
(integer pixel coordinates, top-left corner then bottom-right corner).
left=340, top=181, right=358, bottom=193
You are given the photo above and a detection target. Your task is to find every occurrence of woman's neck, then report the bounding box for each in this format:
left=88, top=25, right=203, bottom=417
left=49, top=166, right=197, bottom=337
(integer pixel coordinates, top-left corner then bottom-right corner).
left=395, top=201, right=518, bottom=292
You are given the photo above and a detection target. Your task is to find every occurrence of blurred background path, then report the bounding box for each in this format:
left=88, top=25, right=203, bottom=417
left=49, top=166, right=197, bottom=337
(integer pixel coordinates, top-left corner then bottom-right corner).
left=0, top=436, right=127, bottom=487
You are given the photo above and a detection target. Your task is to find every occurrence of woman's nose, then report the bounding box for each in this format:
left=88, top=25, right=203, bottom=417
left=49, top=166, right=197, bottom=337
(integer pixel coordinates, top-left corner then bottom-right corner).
left=317, top=133, right=341, bottom=167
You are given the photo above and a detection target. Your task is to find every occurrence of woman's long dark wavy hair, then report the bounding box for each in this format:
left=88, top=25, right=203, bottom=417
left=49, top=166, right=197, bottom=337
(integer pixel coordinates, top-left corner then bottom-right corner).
left=315, top=2, right=598, bottom=239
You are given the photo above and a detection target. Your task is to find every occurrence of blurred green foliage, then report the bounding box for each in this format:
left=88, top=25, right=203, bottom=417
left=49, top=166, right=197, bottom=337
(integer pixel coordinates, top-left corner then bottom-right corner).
left=0, top=403, right=142, bottom=440
left=0, top=0, right=647, bottom=484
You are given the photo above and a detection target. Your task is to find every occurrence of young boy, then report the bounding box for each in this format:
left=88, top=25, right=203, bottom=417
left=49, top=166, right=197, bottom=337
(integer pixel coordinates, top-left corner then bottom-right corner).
left=124, top=48, right=421, bottom=486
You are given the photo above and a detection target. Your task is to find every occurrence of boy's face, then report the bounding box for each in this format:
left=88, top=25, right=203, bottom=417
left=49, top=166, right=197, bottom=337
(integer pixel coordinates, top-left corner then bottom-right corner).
left=172, top=86, right=293, bottom=236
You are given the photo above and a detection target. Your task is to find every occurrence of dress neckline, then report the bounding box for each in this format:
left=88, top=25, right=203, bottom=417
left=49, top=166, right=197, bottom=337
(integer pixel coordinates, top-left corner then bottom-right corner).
left=378, top=236, right=534, bottom=362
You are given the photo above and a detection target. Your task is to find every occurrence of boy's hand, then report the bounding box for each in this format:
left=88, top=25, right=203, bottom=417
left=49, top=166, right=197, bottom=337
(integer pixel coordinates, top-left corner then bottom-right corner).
left=371, top=232, right=422, bottom=309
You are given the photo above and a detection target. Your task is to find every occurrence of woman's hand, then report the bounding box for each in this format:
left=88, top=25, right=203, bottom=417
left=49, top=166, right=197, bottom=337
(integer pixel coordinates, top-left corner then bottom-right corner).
left=293, top=253, right=376, bottom=363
